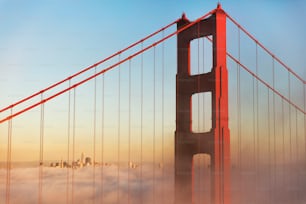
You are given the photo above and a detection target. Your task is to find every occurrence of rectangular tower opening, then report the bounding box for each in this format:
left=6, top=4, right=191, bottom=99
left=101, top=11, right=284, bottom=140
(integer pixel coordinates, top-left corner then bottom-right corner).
left=192, top=92, right=212, bottom=133
left=193, top=154, right=211, bottom=204
left=190, top=37, right=213, bottom=75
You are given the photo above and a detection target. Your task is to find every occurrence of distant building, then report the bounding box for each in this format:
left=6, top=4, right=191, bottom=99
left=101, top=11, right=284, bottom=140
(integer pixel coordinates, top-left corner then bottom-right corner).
left=49, top=153, right=92, bottom=169
left=81, top=152, right=85, bottom=167
left=85, top=157, right=92, bottom=166
left=129, top=161, right=138, bottom=169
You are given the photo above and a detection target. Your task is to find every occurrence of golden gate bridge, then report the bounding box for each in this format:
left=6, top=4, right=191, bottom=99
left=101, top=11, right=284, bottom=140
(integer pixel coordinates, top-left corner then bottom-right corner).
left=0, top=4, right=305, bottom=204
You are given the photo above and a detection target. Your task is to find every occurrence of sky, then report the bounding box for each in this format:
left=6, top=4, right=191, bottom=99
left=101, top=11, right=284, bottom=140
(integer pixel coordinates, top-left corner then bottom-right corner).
left=0, top=0, right=306, bottom=161
left=0, top=0, right=305, bottom=108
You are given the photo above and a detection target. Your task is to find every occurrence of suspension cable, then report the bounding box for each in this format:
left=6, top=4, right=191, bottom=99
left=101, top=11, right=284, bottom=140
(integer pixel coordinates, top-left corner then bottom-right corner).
left=100, top=73, right=105, bottom=203
left=295, top=107, right=299, bottom=199
left=255, top=42, right=259, bottom=199
left=272, top=57, right=276, bottom=194
left=237, top=27, right=242, bottom=201
left=128, top=59, right=131, bottom=204
left=289, top=72, right=292, bottom=164
left=304, top=83, right=306, bottom=166
left=196, top=23, right=200, bottom=204
left=225, top=12, right=305, bottom=85
left=267, top=87, right=271, bottom=202
left=71, top=88, right=76, bottom=204
left=140, top=42, right=144, bottom=204
left=0, top=10, right=215, bottom=125
left=38, top=93, right=45, bottom=204
left=117, top=54, right=121, bottom=203
left=226, top=53, right=306, bottom=115
left=66, top=80, right=71, bottom=204
left=153, top=45, right=156, bottom=203
left=202, top=38, right=206, bottom=132
left=161, top=29, right=165, bottom=204
left=281, top=98, right=285, bottom=185
left=197, top=24, right=201, bottom=133
left=204, top=34, right=306, bottom=115
left=0, top=19, right=179, bottom=115
left=5, top=108, right=12, bottom=204
left=93, top=67, right=97, bottom=203
left=252, top=53, right=256, bottom=162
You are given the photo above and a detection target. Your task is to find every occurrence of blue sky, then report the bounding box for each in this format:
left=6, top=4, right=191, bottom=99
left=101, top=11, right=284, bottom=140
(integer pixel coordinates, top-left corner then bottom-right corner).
left=0, top=0, right=305, bottom=108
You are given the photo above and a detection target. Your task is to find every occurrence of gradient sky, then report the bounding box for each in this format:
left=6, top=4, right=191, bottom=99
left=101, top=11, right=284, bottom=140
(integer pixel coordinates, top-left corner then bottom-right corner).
left=0, top=0, right=305, bottom=108
left=0, top=0, right=306, bottom=162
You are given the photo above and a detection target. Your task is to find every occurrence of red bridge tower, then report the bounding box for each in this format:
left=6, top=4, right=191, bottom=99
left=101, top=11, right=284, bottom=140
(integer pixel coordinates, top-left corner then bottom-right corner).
left=175, top=4, right=230, bottom=204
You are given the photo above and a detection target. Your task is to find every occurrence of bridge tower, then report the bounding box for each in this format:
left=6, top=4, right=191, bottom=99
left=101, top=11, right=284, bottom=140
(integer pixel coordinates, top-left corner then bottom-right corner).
left=175, top=4, right=230, bottom=204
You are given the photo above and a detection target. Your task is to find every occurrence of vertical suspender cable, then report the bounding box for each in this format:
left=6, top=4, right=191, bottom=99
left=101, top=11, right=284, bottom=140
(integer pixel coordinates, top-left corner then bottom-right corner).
left=6, top=108, right=12, bottom=204
left=272, top=57, right=276, bottom=193
left=161, top=30, right=165, bottom=204
left=197, top=25, right=200, bottom=132
left=304, top=83, right=306, bottom=167
left=237, top=27, right=241, bottom=203
left=72, top=88, right=76, bottom=204
left=66, top=80, right=71, bottom=204
left=288, top=73, right=292, bottom=163
left=202, top=37, right=208, bottom=203
left=203, top=38, right=206, bottom=131
left=267, top=87, right=271, bottom=203
left=237, top=26, right=241, bottom=169
left=295, top=107, right=299, bottom=201
left=153, top=46, right=156, bottom=203
left=93, top=67, right=97, bottom=203
left=140, top=42, right=144, bottom=204
left=128, top=59, right=131, bottom=204
left=255, top=43, right=259, bottom=199
left=252, top=60, right=256, bottom=202
left=101, top=73, right=105, bottom=203
left=281, top=98, right=285, bottom=186
left=303, top=84, right=306, bottom=202
left=39, top=93, right=45, bottom=204
left=117, top=54, right=121, bottom=203
left=196, top=25, right=200, bottom=203
left=252, top=63, right=255, bottom=159
left=267, top=86, right=272, bottom=202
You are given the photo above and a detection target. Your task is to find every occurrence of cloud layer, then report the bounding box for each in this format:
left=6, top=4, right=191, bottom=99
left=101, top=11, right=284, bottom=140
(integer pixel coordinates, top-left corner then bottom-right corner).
left=0, top=162, right=306, bottom=204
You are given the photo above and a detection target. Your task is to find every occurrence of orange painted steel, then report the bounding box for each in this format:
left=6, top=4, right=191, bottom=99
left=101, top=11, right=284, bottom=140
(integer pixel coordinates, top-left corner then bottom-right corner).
left=175, top=4, right=230, bottom=204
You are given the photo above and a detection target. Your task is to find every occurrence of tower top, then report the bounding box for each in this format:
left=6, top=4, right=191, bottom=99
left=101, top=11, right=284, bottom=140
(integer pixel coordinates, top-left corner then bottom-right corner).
left=181, top=12, right=188, bottom=20
left=217, top=2, right=222, bottom=9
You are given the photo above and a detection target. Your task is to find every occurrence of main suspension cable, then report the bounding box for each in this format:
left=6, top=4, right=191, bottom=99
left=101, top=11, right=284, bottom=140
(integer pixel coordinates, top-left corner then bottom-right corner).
left=0, top=10, right=215, bottom=124
left=0, top=19, right=179, bottom=115
left=225, top=12, right=305, bottom=85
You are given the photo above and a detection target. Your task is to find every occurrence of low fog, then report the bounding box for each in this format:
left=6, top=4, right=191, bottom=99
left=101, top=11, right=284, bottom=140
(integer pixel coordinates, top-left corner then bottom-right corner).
left=1, top=161, right=306, bottom=204
left=0, top=164, right=174, bottom=204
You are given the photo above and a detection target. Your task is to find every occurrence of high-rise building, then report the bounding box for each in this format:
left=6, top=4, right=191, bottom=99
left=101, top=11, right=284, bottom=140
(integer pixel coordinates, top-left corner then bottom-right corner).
left=85, top=157, right=92, bottom=166
left=81, top=152, right=85, bottom=167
